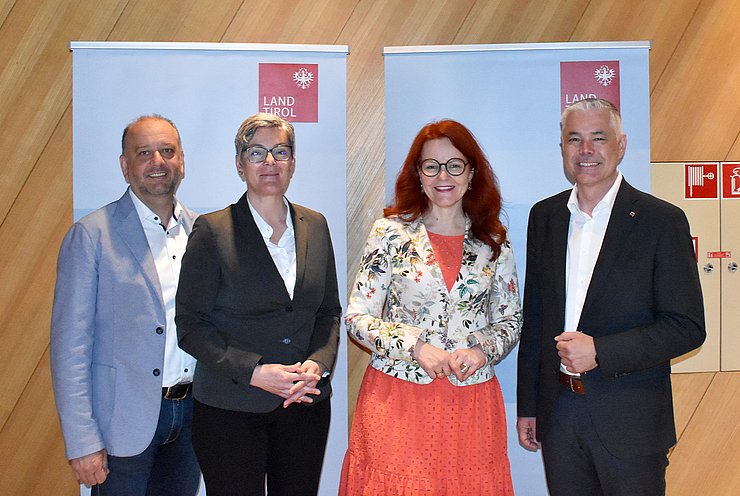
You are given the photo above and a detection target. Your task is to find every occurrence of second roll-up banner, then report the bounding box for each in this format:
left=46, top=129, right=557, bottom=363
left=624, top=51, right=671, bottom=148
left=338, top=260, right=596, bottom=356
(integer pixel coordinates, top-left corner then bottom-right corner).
left=384, top=41, right=651, bottom=495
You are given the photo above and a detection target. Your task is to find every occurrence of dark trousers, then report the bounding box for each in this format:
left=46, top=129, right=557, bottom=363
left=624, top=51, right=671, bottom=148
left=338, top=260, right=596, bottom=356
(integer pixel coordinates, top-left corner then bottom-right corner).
left=541, top=390, right=669, bottom=496
left=192, top=398, right=331, bottom=496
left=92, top=394, right=200, bottom=496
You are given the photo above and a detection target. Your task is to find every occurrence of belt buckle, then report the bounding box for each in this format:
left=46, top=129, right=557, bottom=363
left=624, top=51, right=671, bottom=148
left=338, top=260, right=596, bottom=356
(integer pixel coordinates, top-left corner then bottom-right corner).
left=163, top=383, right=190, bottom=400
left=567, top=375, right=578, bottom=393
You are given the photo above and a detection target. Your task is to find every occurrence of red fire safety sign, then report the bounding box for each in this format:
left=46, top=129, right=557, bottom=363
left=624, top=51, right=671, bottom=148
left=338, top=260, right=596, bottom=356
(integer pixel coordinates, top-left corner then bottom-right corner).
left=685, top=163, right=718, bottom=199
left=722, top=163, right=740, bottom=199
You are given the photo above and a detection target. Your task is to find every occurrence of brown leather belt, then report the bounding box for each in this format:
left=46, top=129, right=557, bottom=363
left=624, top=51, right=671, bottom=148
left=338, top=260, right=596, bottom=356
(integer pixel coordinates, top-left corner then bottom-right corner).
left=162, top=382, right=192, bottom=400
left=559, top=371, right=585, bottom=395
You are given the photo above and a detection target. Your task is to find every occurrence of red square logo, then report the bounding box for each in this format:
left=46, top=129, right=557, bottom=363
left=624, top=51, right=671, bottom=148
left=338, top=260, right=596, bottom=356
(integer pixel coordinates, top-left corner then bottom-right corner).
left=685, top=163, right=718, bottom=199
left=259, top=63, right=318, bottom=123
left=560, top=61, right=621, bottom=111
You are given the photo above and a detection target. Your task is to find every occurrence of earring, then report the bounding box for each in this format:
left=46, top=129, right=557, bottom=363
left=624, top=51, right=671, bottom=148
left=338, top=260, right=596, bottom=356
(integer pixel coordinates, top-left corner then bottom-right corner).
left=468, top=181, right=473, bottom=191
left=420, top=184, right=425, bottom=193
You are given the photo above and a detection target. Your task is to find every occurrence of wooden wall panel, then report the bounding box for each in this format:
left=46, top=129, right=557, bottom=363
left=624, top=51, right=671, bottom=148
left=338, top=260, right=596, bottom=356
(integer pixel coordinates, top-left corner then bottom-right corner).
left=651, top=0, right=740, bottom=161
left=457, top=0, right=589, bottom=43
left=571, top=0, right=702, bottom=92
left=728, top=134, right=740, bottom=160
left=669, top=372, right=714, bottom=440
left=666, top=373, right=740, bottom=496
left=0, top=105, right=72, bottom=430
left=0, top=0, right=126, bottom=222
left=0, top=350, right=76, bottom=495
left=0, top=0, right=16, bottom=27
left=224, top=0, right=359, bottom=43
left=107, top=0, right=241, bottom=41
left=0, top=0, right=738, bottom=492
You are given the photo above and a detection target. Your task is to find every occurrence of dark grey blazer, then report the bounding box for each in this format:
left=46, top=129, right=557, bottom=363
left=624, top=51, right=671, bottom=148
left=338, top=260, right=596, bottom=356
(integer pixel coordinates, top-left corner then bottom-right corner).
left=517, top=179, right=705, bottom=458
left=176, top=193, right=341, bottom=413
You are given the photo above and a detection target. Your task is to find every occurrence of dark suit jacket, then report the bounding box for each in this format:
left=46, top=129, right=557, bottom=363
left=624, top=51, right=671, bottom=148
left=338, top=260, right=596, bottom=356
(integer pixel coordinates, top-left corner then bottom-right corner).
left=176, top=193, right=341, bottom=413
left=517, top=179, right=705, bottom=458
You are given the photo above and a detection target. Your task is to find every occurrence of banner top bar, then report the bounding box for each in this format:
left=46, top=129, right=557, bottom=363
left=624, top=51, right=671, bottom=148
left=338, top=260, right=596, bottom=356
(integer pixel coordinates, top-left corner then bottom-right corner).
left=70, top=41, right=349, bottom=54
left=383, top=41, right=650, bottom=55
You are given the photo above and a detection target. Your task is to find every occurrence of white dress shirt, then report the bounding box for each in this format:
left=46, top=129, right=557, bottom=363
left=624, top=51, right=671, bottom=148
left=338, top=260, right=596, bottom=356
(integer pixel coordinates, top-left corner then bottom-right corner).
left=131, top=192, right=196, bottom=387
left=248, top=196, right=297, bottom=299
left=562, top=172, right=623, bottom=375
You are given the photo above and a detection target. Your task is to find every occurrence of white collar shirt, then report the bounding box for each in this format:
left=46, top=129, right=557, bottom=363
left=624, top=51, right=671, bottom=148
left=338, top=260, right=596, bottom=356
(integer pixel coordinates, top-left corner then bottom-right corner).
left=247, top=196, right=297, bottom=300
left=130, top=190, right=196, bottom=387
left=562, top=172, right=623, bottom=375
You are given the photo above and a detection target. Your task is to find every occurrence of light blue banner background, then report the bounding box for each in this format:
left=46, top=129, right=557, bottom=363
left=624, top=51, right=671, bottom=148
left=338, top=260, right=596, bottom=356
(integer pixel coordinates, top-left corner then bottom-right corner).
left=385, top=42, right=650, bottom=495
left=72, top=43, right=348, bottom=496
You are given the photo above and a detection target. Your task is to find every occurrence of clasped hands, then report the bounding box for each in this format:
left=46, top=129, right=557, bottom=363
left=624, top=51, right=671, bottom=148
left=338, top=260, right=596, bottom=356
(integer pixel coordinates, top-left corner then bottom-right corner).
left=250, top=359, right=325, bottom=408
left=413, top=339, right=486, bottom=382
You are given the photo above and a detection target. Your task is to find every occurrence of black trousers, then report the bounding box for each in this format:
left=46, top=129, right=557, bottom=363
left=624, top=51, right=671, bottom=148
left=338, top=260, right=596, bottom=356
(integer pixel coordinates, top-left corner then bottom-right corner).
left=192, top=398, right=331, bottom=496
left=540, top=389, right=669, bottom=496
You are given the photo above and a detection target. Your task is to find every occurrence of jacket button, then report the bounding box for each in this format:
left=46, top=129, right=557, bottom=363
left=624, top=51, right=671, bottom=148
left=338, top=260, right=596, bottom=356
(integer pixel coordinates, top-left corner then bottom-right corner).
left=285, top=305, right=293, bottom=312
left=281, top=337, right=291, bottom=345
left=152, top=369, right=161, bottom=376
left=155, top=327, right=164, bottom=335
left=232, top=378, right=238, bottom=384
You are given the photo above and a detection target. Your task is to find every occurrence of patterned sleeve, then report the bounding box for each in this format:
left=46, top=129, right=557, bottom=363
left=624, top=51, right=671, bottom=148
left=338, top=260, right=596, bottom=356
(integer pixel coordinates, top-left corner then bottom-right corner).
left=470, top=241, right=522, bottom=365
left=345, top=219, right=423, bottom=361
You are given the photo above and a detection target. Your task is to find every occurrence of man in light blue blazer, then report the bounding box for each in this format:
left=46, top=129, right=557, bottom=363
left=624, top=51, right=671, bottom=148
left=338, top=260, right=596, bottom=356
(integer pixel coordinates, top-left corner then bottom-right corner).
left=51, top=115, right=200, bottom=495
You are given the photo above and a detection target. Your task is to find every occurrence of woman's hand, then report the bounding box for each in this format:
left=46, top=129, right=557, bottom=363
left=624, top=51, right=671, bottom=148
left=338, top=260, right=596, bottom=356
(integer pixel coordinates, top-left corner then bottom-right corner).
left=413, top=340, right=453, bottom=379
left=282, top=360, right=325, bottom=408
left=449, top=345, right=486, bottom=381
left=250, top=362, right=321, bottom=407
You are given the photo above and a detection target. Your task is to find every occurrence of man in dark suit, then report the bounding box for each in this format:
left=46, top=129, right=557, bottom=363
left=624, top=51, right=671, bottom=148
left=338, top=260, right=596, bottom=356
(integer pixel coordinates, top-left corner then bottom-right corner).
left=51, top=115, right=200, bottom=494
left=516, top=98, right=705, bottom=495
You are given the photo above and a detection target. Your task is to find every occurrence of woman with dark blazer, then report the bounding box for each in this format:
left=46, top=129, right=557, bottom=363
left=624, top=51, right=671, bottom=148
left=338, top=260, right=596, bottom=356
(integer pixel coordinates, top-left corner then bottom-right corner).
left=176, top=113, right=341, bottom=496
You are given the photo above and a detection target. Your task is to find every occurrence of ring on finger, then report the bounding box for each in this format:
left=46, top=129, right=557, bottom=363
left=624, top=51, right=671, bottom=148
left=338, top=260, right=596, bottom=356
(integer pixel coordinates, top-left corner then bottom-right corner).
left=460, top=363, right=469, bottom=372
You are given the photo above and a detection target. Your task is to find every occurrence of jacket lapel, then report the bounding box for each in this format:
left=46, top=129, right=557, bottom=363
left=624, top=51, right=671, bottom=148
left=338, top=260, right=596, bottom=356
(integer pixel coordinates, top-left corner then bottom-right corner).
left=550, top=195, right=571, bottom=327
left=291, top=202, right=308, bottom=299
left=113, top=189, right=165, bottom=312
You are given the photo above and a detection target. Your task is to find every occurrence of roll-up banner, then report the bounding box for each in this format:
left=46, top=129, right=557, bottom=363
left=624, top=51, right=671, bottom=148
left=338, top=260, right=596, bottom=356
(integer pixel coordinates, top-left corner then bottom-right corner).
left=71, top=41, right=348, bottom=496
left=384, top=41, right=650, bottom=495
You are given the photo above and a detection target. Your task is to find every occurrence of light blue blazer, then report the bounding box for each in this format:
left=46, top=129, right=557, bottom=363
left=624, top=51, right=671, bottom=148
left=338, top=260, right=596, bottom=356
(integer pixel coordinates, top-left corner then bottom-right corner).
left=50, top=189, right=197, bottom=459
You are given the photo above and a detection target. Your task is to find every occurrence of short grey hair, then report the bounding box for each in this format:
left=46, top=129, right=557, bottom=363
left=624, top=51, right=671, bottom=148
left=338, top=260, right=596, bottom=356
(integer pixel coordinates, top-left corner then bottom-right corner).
left=234, top=112, right=295, bottom=157
left=121, top=114, right=181, bottom=153
left=560, top=98, right=622, bottom=136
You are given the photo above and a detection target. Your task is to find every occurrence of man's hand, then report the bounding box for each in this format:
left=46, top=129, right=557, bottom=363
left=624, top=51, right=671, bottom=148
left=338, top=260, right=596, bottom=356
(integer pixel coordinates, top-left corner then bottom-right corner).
left=555, top=331, right=598, bottom=373
left=516, top=417, right=541, bottom=452
left=69, top=449, right=109, bottom=487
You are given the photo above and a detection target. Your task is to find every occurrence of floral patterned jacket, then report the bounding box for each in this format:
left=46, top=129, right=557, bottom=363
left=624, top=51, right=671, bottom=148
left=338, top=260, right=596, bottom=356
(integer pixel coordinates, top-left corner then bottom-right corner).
left=346, top=216, right=522, bottom=385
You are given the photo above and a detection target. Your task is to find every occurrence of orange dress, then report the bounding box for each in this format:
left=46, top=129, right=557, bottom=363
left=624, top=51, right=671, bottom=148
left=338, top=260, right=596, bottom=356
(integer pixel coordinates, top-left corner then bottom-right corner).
left=339, top=233, right=514, bottom=495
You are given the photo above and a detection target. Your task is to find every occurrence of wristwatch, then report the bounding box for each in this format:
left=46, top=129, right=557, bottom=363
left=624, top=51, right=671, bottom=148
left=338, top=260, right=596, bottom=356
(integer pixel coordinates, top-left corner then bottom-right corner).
left=467, top=334, right=481, bottom=348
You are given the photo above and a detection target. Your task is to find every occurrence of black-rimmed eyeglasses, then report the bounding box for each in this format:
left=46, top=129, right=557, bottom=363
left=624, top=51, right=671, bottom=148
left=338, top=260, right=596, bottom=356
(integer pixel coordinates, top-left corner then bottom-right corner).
left=242, top=145, right=293, bottom=163
left=418, top=158, right=469, bottom=177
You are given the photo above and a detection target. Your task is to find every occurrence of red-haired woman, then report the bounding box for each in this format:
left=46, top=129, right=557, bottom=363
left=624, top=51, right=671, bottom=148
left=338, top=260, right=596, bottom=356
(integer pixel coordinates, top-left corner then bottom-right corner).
left=339, top=119, right=521, bottom=494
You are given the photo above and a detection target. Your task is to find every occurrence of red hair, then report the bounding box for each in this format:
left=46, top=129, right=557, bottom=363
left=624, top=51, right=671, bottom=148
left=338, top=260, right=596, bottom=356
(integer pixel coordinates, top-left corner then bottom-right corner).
left=384, top=119, right=507, bottom=259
